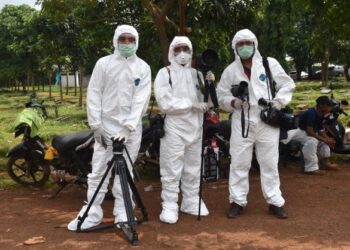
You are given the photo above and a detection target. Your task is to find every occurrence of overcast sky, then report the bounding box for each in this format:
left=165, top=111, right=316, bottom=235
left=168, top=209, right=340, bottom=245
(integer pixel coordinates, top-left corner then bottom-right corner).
left=0, top=0, right=41, bottom=10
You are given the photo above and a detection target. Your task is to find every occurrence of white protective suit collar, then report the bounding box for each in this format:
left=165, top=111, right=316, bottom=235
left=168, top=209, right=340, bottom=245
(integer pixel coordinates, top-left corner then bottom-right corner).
left=168, top=36, right=193, bottom=68
left=113, top=24, right=139, bottom=57
left=231, top=29, right=261, bottom=61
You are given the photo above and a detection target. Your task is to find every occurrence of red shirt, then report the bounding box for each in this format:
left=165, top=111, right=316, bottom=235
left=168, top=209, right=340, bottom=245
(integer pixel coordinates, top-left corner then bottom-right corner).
left=244, top=66, right=251, bottom=80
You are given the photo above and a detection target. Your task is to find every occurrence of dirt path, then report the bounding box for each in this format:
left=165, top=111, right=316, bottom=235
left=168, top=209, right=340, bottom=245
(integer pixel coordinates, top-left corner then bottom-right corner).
left=1, top=163, right=350, bottom=249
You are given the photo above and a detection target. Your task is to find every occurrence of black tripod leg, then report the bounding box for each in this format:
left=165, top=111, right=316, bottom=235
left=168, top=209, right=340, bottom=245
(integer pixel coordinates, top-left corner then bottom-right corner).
left=124, top=158, right=148, bottom=222
left=116, top=157, right=138, bottom=245
left=77, top=158, right=115, bottom=231
left=198, top=146, right=204, bottom=221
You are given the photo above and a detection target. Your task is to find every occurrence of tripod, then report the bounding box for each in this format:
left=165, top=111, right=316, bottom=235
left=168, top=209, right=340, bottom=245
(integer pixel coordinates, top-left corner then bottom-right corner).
left=76, top=138, right=148, bottom=245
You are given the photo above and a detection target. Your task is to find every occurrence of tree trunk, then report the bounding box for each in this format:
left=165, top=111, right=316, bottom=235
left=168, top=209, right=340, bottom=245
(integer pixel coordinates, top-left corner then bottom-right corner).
left=74, top=68, right=77, bottom=96
left=321, top=49, right=330, bottom=87
left=78, top=65, right=83, bottom=107
left=155, top=20, right=170, bottom=65
left=179, top=0, right=186, bottom=35
left=48, top=73, right=52, bottom=100
left=66, top=70, right=69, bottom=95
left=345, top=65, right=350, bottom=81
left=59, top=73, right=63, bottom=102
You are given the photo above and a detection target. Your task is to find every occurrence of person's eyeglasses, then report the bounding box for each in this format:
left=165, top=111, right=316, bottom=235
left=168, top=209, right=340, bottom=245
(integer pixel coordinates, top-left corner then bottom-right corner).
left=118, top=34, right=136, bottom=44
left=174, top=45, right=190, bottom=54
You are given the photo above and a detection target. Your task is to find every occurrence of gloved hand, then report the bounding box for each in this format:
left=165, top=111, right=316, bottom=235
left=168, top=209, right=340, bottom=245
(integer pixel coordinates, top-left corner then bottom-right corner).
left=192, top=102, right=209, bottom=113
left=205, top=71, right=215, bottom=82
left=113, top=127, right=131, bottom=143
left=93, top=127, right=107, bottom=148
left=271, top=100, right=283, bottom=110
left=231, top=99, right=243, bottom=109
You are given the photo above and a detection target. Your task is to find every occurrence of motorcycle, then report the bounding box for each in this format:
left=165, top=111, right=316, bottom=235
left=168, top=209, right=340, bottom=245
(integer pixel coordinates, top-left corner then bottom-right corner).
left=138, top=104, right=231, bottom=180
left=7, top=95, right=94, bottom=197
left=323, top=99, right=350, bottom=154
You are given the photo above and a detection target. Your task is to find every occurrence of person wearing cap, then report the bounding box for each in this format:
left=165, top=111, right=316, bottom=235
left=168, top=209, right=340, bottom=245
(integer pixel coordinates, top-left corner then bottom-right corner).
left=285, top=96, right=339, bottom=175
left=154, top=36, right=213, bottom=224
left=217, top=29, right=295, bottom=219
left=67, top=24, right=151, bottom=231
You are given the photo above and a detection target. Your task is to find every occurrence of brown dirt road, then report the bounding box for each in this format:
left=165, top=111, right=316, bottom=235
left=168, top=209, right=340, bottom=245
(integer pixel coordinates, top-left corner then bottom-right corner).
left=1, top=162, right=350, bottom=250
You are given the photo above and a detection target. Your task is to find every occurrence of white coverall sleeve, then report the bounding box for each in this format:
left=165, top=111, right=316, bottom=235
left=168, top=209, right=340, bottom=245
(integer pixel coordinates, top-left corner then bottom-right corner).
left=87, top=59, right=104, bottom=130
left=154, top=68, right=193, bottom=115
left=269, top=57, right=296, bottom=106
left=124, top=65, right=152, bottom=132
left=217, top=67, right=235, bottom=113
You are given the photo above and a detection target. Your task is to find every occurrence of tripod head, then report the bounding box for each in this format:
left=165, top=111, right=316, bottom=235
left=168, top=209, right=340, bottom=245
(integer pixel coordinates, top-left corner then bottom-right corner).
left=112, top=138, right=125, bottom=155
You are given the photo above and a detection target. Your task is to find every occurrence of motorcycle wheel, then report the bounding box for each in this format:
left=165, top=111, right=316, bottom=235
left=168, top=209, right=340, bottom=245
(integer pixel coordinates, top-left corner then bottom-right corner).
left=7, top=155, right=50, bottom=187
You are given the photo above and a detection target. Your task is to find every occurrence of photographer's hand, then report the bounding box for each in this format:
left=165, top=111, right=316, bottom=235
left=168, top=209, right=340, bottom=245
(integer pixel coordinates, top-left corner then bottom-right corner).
left=192, top=102, right=209, bottom=113
left=93, top=127, right=107, bottom=148
left=231, top=99, right=243, bottom=109
left=205, top=71, right=215, bottom=82
left=271, top=100, right=283, bottom=110
left=113, top=127, right=131, bottom=143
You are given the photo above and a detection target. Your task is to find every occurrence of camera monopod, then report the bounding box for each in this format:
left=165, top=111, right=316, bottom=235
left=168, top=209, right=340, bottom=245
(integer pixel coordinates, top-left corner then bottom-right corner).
left=76, top=138, right=148, bottom=246
left=197, top=51, right=219, bottom=220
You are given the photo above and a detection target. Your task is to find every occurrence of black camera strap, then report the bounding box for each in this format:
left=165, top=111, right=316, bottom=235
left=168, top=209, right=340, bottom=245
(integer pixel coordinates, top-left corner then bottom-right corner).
left=241, top=102, right=250, bottom=138
left=262, top=57, right=276, bottom=100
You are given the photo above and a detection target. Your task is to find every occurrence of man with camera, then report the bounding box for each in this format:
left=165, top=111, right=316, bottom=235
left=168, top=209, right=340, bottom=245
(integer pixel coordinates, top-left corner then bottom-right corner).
left=284, top=96, right=339, bottom=175
left=67, top=25, right=151, bottom=231
left=154, top=36, right=213, bottom=224
left=217, top=29, right=295, bottom=219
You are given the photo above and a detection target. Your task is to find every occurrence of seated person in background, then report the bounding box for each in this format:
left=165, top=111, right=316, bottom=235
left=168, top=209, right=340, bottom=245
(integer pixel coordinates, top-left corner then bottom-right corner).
left=286, top=96, right=339, bottom=175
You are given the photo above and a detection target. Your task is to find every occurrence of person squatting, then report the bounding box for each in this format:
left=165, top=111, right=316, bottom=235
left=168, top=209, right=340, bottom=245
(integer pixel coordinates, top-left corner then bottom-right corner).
left=67, top=25, right=296, bottom=231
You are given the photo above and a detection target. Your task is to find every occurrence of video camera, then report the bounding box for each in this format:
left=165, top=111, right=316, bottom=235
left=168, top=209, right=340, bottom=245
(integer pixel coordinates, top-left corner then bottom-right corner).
left=193, top=49, right=219, bottom=108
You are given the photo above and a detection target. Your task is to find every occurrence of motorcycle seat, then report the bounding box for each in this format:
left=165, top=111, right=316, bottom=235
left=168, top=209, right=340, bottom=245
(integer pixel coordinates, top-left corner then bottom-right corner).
left=52, top=131, right=93, bottom=153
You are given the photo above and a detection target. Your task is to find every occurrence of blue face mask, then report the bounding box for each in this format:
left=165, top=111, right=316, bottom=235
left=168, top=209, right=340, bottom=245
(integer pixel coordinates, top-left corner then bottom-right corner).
left=118, top=43, right=136, bottom=57
left=237, top=45, right=254, bottom=60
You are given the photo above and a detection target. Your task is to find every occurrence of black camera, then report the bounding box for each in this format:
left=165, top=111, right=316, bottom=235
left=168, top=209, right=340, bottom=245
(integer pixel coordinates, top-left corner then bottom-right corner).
left=149, top=114, right=165, bottom=138
left=112, top=138, right=124, bottom=154
left=194, top=49, right=219, bottom=108
left=231, top=81, right=249, bottom=101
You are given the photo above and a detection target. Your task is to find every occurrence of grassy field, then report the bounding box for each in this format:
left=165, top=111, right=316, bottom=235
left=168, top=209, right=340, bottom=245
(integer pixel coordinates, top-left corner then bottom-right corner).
left=0, top=79, right=350, bottom=187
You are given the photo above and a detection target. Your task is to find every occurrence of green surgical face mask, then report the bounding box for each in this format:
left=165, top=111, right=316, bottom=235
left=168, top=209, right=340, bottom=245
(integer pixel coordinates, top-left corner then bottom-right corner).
left=237, top=45, right=254, bottom=60
left=118, top=43, right=136, bottom=57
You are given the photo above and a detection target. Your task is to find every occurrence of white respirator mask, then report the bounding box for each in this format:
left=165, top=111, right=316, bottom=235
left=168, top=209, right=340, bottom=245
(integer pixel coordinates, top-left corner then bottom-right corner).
left=175, top=51, right=191, bottom=65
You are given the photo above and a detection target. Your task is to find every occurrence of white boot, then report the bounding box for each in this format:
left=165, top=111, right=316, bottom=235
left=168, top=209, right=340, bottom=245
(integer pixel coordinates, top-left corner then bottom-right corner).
left=159, top=208, right=179, bottom=224
left=67, top=204, right=103, bottom=231
left=180, top=199, right=209, bottom=216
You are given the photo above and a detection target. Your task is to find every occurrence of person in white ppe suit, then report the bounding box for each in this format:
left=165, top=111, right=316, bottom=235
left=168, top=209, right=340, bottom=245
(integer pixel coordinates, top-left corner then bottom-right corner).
left=217, top=29, right=295, bottom=219
left=154, top=36, right=213, bottom=224
left=282, top=96, right=339, bottom=175
left=67, top=24, right=151, bottom=231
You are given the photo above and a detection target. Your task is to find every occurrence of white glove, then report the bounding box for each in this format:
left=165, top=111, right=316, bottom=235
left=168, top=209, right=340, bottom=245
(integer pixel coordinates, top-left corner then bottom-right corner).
left=192, top=102, right=209, bottom=113
left=271, top=100, right=283, bottom=110
left=231, top=99, right=243, bottom=109
left=93, top=127, right=107, bottom=147
left=113, top=127, right=131, bottom=143
left=205, top=71, right=215, bottom=82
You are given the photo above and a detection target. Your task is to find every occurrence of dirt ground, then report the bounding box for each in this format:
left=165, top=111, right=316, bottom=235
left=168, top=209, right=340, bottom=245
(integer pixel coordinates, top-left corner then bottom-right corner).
left=1, top=161, right=350, bottom=250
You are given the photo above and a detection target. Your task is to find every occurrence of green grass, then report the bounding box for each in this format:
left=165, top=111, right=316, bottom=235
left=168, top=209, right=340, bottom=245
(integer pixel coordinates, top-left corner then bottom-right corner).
left=0, top=79, right=350, bottom=188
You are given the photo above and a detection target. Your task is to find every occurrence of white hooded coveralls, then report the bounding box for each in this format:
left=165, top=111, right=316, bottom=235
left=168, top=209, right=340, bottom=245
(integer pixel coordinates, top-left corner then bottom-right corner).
left=154, top=36, right=209, bottom=222
left=217, top=29, right=295, bottom=207
left=68, top=25, right=151, bottom=230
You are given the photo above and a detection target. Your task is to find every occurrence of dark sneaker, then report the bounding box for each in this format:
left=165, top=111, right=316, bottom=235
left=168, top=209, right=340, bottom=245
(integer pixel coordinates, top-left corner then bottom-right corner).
left=269, top=205, right=288, bottom=219
left=227, top=202, right=243, bottom=218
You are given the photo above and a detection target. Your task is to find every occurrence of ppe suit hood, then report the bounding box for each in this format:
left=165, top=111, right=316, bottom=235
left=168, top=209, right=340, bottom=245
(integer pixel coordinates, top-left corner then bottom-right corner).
left=168, top=36, right=193, bottom=67
left=113, top=24, right=139, bottom=55
left=231, top=29, right=261, bottom=60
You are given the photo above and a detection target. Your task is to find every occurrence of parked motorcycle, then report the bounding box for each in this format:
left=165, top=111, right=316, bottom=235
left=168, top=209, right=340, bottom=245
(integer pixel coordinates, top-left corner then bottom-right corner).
left=138, top=104, right=231, bottom=180
left=7, top=95, right=94, bottom=197
left=323, top=99, right=350, bottom=154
